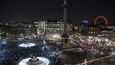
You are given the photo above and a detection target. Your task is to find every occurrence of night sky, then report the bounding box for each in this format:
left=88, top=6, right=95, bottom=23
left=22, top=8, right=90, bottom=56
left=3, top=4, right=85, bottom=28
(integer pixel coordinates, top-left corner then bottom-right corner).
left=0, top=0, right=115, bottom=24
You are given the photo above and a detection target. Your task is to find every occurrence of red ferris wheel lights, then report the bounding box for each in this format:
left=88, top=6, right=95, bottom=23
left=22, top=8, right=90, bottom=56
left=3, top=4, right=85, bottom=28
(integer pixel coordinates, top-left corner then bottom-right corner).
left=94, top=16, right=108, bottom=26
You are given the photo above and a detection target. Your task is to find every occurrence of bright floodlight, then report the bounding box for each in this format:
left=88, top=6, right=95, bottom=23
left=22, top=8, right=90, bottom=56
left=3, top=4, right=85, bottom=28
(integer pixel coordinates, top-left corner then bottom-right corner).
left=43, top=40, right=46, bottom=44
left=19, top=42, right=36, bottom=48
left=18, top=57, right=49, bottom=65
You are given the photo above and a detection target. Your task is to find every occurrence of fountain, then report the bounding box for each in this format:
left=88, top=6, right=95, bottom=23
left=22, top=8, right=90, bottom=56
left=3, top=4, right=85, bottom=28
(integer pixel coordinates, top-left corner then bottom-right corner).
left=19, top=42, right=36, bottom=48
left=28, top=56, right=43, bottom=65
left=18, top=56, right=49, bottom=65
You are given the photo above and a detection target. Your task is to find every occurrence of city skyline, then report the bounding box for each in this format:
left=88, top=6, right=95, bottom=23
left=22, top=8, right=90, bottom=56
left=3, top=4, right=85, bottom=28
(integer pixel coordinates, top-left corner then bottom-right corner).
left=0, top=0, right=114, bottom=25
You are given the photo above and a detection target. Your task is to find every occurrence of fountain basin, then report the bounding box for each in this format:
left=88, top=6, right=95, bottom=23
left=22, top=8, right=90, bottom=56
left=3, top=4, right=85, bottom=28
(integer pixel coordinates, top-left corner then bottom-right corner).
left=19, top=42, right=36, bottom=48
left=18, top=57, right=49, bottom=65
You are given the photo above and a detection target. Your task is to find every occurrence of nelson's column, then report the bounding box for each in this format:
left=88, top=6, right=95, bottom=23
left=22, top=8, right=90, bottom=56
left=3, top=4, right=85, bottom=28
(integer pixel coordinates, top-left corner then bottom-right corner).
left=61, top=0, right=71, bottom=49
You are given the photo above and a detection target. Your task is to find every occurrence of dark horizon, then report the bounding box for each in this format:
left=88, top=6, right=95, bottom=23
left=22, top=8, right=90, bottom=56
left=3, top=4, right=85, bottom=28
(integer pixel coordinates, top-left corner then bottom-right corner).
left=0, top=0, right=115, bottom=25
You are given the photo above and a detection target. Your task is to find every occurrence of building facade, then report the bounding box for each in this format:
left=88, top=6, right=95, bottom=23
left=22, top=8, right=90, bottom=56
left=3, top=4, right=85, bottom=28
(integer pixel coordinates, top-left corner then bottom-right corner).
left=0, top=22, right=37, bottom=39
left=34, top=19, right=73, bottom=40
left=34, top=19, right=73, bottom=35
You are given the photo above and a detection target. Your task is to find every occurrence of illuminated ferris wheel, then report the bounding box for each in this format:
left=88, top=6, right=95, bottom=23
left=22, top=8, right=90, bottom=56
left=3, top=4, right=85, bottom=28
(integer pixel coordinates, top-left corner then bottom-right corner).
left=94, top=16, right=109, bottom=26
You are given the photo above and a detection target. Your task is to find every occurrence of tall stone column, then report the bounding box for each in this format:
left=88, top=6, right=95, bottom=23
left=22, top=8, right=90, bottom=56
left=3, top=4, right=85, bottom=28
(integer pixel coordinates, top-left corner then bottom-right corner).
left=61, top=0, right=70, bottom=49
left=64, top=0, right=67, bottom=33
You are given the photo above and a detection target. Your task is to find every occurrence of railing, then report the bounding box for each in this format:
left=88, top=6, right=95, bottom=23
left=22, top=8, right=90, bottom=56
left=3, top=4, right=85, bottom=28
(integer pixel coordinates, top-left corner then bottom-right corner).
left=81, top=55, right=114, bottom=65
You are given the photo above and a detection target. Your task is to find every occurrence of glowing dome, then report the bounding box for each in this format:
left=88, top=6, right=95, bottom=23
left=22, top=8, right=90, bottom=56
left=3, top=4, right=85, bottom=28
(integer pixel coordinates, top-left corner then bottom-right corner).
left=18, top=57, right=50, bottom=65
left=82, top=20, right=89, bottom=24
left=19, top=42, right=36, bottom=48
left=82, top=20, right=89, bottom=26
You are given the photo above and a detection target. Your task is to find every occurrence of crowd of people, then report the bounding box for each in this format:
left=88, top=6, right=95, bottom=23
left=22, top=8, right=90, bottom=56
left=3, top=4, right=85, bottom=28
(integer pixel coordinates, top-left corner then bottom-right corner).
left=69, top=34, right=115, bottom=59
left=0, top=39, right=60, bottom=65
left=0, top=35, right=115, bottom=65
